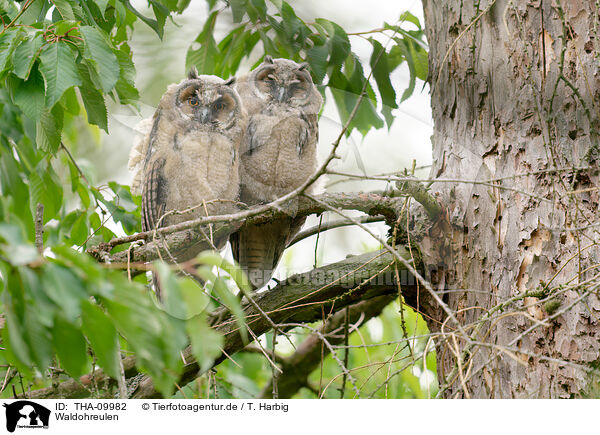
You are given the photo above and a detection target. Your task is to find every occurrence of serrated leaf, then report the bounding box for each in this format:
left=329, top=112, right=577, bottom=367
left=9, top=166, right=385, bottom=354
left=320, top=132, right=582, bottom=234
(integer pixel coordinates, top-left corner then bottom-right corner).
left=124, top=1, right=163, bottom=39
left=179, top=278, right=210, bottom=318
left=81, top=301, right=120, bottom=379
left=248, top=0, right=266, bottom=20
left=0, top=0, right=19, bottom=20
left=70, top=211, right=89, bottom=245
left=12, top=66, right=45, bottom=120
left=52, top=315, right=88, bottom=378
left=80, top=26, right=119, bottom=92
left=307, top=43, right=328, bottom=84
left=316, top=19, right=350, bottom=68
left=12, top=32, right=43, bottom=79
left=5, top=310, right=32, bottom=368
left=92, top=0, right=109, bottom=16
left=187, top=314, right=223, bottom=372
left=0, top=28, right=23, bottom=74
left=186, top=11, right=219, bottom=74
left=36, top=105, right=63, bottom=153
left=51, top=0, right=76, bottom=20
left=230, top=0, right=247, bottom=23
left=78, top=63, right=108, bottom=131
left=114, top=43, right=139, bottom=105
left=39, top=42, right=82, bottom=108
left=61, top=86, right=80, bottom=115
left=369, top=38, right=397, bottom=127
left=24, top=303, right=53, bottom=370
left=29, top=161, right=63, bottom=221
left=154, top=261, right=188, bottom=320
left=43, top=263, right=87, bottom=321
left=398, top=12, right=422, bottom=30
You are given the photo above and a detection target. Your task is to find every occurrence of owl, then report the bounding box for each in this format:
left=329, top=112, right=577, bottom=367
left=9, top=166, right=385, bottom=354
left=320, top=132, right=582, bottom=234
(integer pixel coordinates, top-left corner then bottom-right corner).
left=129, top=69, right=247, bottom=297
left=230, top=56, right=322, bottom=289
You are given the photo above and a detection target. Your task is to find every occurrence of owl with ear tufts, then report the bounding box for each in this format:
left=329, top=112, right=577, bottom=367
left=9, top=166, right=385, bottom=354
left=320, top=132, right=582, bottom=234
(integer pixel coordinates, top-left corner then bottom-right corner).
left=230, top=56, right=323, bottom=289
left=129, top=68, right=247, bottom=299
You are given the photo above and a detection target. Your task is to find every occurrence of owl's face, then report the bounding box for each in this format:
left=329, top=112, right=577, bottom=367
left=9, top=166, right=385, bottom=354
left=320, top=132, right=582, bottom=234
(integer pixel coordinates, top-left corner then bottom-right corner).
left=166, top=74, right=242, bottom=130
left=251, top=57, right=315, bottom=106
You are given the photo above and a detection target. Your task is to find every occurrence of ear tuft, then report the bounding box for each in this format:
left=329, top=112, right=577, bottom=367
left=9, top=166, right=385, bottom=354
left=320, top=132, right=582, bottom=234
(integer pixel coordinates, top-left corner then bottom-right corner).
left=188, top=66, right=199, bottom=80
left=298, top=62, right=309, bottom=71
left=264, top=55, right=274, bottom=64
left=224, top=77, right=236, bottom=86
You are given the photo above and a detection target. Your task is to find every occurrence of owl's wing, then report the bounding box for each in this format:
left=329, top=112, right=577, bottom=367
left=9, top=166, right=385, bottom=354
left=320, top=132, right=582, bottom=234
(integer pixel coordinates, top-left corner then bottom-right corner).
left=141, top=157, right=167, bottom=232
left=298, top=112, right=318, bottom=154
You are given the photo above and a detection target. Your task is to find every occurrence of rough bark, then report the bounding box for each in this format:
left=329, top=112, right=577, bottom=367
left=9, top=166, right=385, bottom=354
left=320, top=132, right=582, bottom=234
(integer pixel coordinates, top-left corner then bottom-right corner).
left=422, top=0, right=600, bottom=398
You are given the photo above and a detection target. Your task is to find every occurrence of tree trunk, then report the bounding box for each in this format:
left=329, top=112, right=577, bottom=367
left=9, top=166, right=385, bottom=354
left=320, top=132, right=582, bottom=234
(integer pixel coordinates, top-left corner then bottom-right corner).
left=421, top=0, right=600, bottom=398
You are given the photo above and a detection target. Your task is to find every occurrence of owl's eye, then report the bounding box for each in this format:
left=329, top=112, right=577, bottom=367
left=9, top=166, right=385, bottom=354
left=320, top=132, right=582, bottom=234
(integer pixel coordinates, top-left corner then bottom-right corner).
left=189, top=96, right=199, bottom=106
left=213, top=101, right=224, bottom=112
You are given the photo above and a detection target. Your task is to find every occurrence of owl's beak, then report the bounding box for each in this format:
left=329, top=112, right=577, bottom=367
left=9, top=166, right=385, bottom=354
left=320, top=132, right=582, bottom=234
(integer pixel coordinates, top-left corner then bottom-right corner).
left=198, top=107, right=211, bottom=123
left=276, top=86, right=287, bottom=102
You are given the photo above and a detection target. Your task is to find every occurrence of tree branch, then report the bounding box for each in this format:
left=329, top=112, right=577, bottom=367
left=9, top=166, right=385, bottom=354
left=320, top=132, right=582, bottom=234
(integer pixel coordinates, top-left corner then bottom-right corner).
left=24, top=248, right=429, bottom=399
left=259, top=294, right=396, bottom=398
left=87, top=192, right=415, bottom=265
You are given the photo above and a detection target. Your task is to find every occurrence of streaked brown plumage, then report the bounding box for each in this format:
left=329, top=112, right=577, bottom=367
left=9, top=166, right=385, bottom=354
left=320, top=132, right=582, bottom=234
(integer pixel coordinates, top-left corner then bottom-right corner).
left=231, top=56, right=322, bottom=289
left=129, top=69, right=247, bottom=298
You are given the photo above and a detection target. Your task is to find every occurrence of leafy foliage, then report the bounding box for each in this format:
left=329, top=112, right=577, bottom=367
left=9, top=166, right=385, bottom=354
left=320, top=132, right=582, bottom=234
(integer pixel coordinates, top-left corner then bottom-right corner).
left=0, top=0, right=429, bottom=398
left=186, top=1, right=427, bottom=134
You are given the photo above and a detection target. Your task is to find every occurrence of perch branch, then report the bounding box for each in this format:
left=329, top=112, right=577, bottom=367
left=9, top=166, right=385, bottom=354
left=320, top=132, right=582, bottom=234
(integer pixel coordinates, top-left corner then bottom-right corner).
left=259, top=294, right=396, bottom=398
left=24, top=248, right=427, bottom=399
left=87, top=192, right=414, bottom=265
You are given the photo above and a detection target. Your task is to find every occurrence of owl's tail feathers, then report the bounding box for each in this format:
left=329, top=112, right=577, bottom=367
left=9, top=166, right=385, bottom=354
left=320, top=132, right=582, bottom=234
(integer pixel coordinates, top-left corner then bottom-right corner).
left=230, top=219, right=295, bottom=290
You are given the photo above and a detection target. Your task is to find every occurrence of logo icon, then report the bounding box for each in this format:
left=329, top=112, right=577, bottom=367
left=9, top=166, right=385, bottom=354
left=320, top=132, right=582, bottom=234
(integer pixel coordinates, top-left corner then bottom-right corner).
left=3, top=401, right=50, bottom=432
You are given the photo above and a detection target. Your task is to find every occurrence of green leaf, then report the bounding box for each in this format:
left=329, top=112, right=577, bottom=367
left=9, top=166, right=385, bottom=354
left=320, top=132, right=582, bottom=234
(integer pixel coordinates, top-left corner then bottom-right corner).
left=230, top=0, right=247, bottom=23
left=92, top=0, right=110, bottom=16
left=307, top=43, right=328, bottom=84
left=24, top=304, right=53, bottom=370
left=39, top=42, right=82, bottom=108
left=29, top=161, right=63, bottom=221
left=77, top=63, right=108, bottom=131
left=36, top=105, right=63, bottom=153
left=51, top=0, right=76, bottom=20
left=123, top=0, right=164, bottom=39
left=70, top=211, right=89, bottom=245
left=42, top=263, right=87, bottom=321
left=104, top=280, right=187, bottom=396
left=0, top=0, right=19, bottom=20
left=154, top=261, right=188, bottom=320
left=248, top=0, right=267, bottom=20
left=61, top=86, right=80, bottom=115
left=179, top=278, right=210, bottom=318
left=12, top=32, right=44, bottom=79
left=0, top=223, right=39, bottom=265
left=186, top=11, right=220, bottom=74
left=397, top=12, right=422, bottom=29
left=0, top=28, right=23, bottom=74
left=187, top=313, right=223, bottom=372
left=52, top=315, right=88, bottom=378
left=195, top=251, right=251, bottom=294
left=81, top=301, right=120, bottom=379
left=80, top=26, right=119, bottom=92
left=4, top=310, right=33, bottom=368
left=316, top=19, right=350, bottom=68
left=12, top=66, right=45, bottom=120
left=114, top=43, right=139, bottom=105
left=369, top=39, right=397, bottom=127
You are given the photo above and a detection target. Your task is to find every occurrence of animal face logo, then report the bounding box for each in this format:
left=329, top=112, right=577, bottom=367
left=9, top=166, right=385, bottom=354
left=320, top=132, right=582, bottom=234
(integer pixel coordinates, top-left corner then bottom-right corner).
left=3, top=401, right=51, bottom=432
